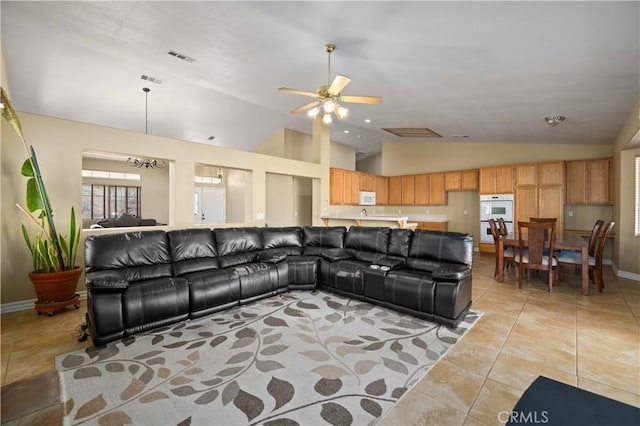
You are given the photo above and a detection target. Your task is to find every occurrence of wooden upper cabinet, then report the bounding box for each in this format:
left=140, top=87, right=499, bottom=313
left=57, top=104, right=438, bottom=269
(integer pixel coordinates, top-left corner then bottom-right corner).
left=516, top=164, right=537, bottom=186
left=329, top=168, right=344, bottom=205
left=414, top=174, right=429, bottom=205
left=346, top=171, right=360, bottom=205
left=401, top=175, right=415, bottom=205
left=375, top=176, right=389, bottom=205
left=359, top=173, right=375, bottom=192
left=566, top=158, right=612, bottom=205
left=445, top=169, right=479, bottom=191
left=588, top=158, right=611, bottom=204
left=429, top=173, right=446, bottom=205
left=480, top=166, right=514, bottom=194
left=388, top=176, right=402, bottom=205
left=538, top=161, right=564, bottom=186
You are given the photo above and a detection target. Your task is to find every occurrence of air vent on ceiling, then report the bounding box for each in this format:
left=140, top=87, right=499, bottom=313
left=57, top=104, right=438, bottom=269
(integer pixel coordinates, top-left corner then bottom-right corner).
left=140, top=74, right=163, bottom=84
left=382, top=127, right=442, bottom=138
left=168, top=50, right=197, bottom=63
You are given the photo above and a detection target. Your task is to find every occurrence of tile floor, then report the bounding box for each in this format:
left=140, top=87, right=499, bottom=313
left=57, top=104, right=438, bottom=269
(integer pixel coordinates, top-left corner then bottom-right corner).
left=1, top=253, right=639, bottom=425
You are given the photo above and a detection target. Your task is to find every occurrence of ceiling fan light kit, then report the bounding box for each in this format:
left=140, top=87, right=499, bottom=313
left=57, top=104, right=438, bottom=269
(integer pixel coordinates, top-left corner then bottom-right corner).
left=278, top=43, right=381, bottom=124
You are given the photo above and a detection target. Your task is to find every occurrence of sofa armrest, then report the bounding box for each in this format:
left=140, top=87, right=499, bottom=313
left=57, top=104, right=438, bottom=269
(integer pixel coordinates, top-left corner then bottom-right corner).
left=321, top=248, right=354, bottom=262
left=432, top=264, right=471, bottom=281
left=86, top=270, right=129, bottom=291
left=257, top=250, right=288, bottom=264
left=376, top=258, right=406, bottom=270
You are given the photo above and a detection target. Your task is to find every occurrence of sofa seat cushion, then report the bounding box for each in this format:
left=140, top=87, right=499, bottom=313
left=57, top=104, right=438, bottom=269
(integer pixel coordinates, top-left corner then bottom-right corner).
left=384, top=270, right=436, bottom=314
left=233, top=262, right=288, bottom=300
left=286, top=256, right=319, bottom=287
left=182, top=268, right=240, bottom=314
left=123, top=277, right=190, bottom=334
left=321, top=259, right=369, bottom=295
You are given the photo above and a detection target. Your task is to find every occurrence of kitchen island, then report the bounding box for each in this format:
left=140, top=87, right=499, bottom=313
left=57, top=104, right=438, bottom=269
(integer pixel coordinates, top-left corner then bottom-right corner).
left=320, top=214, right=448, bottom=231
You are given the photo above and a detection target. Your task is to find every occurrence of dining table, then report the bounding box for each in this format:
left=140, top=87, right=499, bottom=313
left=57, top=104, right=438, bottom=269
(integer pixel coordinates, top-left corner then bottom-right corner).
left=497, top=232, right=590, bottom=295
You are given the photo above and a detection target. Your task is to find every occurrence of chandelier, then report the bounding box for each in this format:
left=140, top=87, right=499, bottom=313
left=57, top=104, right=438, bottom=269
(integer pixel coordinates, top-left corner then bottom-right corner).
left=126, top=88, right=167, bottom=169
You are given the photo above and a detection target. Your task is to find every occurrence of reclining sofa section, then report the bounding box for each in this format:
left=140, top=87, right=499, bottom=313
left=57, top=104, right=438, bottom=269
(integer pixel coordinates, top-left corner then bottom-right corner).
left=84, top=226, right=473, bottom=346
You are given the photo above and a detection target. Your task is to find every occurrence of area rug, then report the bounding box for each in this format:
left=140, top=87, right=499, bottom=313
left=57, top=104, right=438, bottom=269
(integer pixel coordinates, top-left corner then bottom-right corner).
left=56, top=291, right=481, bottom=426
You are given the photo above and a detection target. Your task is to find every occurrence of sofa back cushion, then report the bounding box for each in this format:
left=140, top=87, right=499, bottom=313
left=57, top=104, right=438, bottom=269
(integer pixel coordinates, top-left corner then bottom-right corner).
left=214, top=227, right=263, bottom=268
left=407, top=230, right=474, bottom=272
left=388, top=229, right=412, bottom=258
left=168, top=229, right=219, bottom=276
left=85, top=230, right=172, bottom=281
left=302, top=226, right=346, bottom=256
left=261, top=227, right=302, bottom=255
left=345, top=226, right=390, bottom=262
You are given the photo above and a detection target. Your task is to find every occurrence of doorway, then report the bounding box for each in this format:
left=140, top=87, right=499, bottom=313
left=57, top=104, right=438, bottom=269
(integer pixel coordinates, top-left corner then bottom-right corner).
left=194, top=187, right=225, bottom=225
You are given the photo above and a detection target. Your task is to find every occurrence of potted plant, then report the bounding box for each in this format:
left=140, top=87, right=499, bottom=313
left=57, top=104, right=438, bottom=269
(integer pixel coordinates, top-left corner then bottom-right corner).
left=1, top=86, right=82, bottom=315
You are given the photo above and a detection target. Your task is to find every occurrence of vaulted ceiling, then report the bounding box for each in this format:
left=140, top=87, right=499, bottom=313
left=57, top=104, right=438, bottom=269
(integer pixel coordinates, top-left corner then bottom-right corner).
left=2, top=1, right=638, bottom=159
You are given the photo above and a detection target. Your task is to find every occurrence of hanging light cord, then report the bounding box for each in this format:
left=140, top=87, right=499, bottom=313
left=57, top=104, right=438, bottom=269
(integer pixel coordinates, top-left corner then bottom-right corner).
left=143, top=87, right=150, bottom=134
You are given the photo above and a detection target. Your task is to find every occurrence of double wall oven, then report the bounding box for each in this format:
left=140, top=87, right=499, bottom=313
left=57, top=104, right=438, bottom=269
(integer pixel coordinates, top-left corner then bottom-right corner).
left=480, top=194, right=514, bottom=243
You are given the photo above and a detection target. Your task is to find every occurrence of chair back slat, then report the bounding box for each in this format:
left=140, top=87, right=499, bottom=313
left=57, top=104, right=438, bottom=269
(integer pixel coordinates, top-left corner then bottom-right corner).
left=595, top=221, right=615, bottom=266
left=588, top=220, right=605, bottom=257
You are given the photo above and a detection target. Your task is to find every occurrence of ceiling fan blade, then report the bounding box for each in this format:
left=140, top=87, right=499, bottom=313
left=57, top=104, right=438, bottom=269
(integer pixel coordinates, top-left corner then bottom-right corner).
left=328, top=75, right=351, bottom=96
left=278, top=87, right=319, bottom=98
left=290, top=101, right=321, bottom=115
left=340, top=95, right=383, bottom=105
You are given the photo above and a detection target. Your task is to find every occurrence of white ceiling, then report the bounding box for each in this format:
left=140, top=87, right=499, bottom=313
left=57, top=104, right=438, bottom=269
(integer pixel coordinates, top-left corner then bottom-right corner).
left=2, top=1, right=638, bottom=159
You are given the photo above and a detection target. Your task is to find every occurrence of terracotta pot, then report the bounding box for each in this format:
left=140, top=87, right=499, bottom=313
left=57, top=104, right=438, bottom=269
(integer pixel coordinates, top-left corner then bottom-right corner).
left=29, top=266, right=82, bottom=304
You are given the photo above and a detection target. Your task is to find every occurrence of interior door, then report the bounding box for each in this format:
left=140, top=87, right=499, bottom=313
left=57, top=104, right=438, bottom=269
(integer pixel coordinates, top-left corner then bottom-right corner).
left=194, top=187, right=225, bottom=225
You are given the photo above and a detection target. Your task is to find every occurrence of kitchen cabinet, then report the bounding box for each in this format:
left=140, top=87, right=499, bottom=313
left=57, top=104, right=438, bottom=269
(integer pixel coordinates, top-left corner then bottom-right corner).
left=329, top=168, right=360, bottom=205
left=401, top=175, right=415, bottom=205
left=479, top=166, right=514, bottom=194
left=566, top=158, right=613, bottom=205
left=445, top=169, right=479, bottom=191
left=388, top=176, right=402, bottom=205
left=330, top=168, right=344, bottom=205
left=416, top=221, right=448, bottom=231
left=514, top=161, right=564, bottom=235
left=414, top=174, right=429, bottom=205
left=429, top=173, right=446, bottom=205
left=374, top=176, right=388, bottom=205
left=359, top=173, right=375, bottom=192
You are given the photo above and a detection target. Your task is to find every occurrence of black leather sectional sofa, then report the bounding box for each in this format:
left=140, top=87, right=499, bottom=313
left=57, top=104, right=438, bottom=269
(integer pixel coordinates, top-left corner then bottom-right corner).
left=84, top=226, right=474, bottom=346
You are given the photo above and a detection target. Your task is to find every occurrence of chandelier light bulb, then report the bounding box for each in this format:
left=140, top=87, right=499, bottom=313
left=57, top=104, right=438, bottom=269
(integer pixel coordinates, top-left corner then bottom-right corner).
left=324, top=100, right=336, bottom=113
left=336, top=106, right=348, bottom=119
left=322, top=113, right=333, bottom=124
left=308, top=107, right=320, bottom=118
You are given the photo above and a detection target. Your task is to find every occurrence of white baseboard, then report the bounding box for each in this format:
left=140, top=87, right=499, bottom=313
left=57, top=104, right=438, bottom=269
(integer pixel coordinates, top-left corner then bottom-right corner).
left=1, top=291, right=87, bottom=314
left=612, top=262, right=640, bottom=282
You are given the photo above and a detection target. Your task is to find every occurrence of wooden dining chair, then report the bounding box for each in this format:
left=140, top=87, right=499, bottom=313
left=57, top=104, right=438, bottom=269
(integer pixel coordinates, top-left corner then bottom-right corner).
left=557, top=221, right=614, bottom=292
left=588, top=219, right=605, bottom=257
left=489, top=218, right=514, bottom=277
left=496, top=218, right=513, bottom=270
left=514, top=221, right=558, bottom=292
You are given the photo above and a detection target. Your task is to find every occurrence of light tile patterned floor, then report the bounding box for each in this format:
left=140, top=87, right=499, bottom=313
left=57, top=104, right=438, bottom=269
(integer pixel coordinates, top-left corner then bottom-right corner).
left=1, top=253, right=639, bottom=425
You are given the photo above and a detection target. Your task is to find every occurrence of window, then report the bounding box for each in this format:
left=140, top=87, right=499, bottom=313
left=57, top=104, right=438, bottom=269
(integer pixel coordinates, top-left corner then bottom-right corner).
left=82, top=184, right=141, bottom=220
left=82, top=169, right=141, bottom=181
left=636, top=155, right=640, bottom=236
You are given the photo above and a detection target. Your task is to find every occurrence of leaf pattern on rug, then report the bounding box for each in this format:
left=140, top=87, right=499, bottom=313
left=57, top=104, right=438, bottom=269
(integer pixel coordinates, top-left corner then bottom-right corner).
left=56, top=291, right=481, bottom=425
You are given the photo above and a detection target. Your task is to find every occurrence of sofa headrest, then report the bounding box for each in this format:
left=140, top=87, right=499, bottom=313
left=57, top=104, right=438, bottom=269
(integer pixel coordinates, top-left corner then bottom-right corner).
left=345, top=226, right=390, bottom=253
left=262, top=227, right=302, bottom=249
left=214, top=227, right=263, bottom=256
left=302, top=226, right=346, bottom=248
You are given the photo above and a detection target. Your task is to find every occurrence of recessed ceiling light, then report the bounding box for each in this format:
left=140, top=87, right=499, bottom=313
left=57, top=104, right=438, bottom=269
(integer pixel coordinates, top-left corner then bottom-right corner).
left=344, top=130, right=349, bottom=134
left=364, top=119, right=371, bottom=123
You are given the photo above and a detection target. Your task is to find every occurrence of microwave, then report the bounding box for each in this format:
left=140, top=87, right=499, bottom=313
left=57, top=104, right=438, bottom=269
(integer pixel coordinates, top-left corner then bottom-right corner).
left=359, top=191, right=376, bottom=206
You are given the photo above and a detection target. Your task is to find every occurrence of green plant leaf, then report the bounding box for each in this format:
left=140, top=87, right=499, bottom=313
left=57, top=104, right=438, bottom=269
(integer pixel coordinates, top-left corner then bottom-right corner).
left=21, top=158, right=34, bottom=177
left=25, top=178, right=44, bottom=213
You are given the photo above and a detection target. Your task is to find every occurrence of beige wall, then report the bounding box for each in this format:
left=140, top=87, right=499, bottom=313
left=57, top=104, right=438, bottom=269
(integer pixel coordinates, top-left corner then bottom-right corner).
left=356, top=153, right=383, bottom=175
left=613, top=98, right=640, bottom=276
left=1, top=113, right=324, bottom=305
left=82, top=157, right=170, bottom=226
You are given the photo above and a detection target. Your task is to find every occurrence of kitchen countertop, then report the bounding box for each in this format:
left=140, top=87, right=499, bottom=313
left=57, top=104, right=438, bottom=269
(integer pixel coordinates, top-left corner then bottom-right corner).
left=320, top=214, right=448, bottom=229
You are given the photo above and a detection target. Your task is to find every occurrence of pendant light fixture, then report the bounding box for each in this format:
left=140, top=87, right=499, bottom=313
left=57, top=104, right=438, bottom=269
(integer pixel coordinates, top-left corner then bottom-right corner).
left=127, top=87, right=167, bottom=169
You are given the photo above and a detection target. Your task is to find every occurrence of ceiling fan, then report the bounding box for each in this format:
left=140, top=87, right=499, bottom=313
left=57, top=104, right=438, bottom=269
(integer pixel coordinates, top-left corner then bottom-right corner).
left=278, top=43, right=382, bottom=123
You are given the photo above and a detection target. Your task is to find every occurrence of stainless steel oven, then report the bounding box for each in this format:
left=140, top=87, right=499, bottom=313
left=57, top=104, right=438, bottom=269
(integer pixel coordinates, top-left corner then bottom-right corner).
left=480, top=194, right=514, bottom=243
